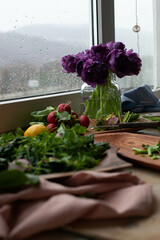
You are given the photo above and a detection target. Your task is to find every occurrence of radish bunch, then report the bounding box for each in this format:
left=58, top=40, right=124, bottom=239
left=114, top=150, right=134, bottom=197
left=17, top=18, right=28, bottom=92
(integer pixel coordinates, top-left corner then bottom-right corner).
left=46, top=102, right=90, bottom=132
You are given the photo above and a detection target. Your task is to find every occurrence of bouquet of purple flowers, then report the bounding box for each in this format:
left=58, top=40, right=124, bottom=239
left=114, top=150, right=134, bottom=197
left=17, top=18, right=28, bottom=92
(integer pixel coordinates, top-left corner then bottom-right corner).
left=61, top=42, right=142, bottom=87
left=61, top=42, right=142, bottom=119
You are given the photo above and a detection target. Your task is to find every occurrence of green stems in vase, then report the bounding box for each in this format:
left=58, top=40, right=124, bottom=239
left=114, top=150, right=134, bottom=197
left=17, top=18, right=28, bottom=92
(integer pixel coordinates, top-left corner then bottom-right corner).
left=82, top=72, right=122, bottom=120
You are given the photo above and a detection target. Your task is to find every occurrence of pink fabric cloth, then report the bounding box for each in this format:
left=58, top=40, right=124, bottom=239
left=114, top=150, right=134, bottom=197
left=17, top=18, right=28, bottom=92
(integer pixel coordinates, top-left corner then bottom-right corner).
left=0, top=171, right=152, bottom=240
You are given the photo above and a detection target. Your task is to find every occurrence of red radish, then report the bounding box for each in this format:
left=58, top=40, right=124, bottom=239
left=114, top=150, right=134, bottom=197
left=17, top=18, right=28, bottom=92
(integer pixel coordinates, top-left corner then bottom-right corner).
left=47, top=111, right=58, bottom=124
left=47, top=123, right=57, bottom=133
left=71, top=112, right=78, bottom=119
left=58, top=101, right=71, bottom=114
left=79, top=115, right=90, bottom=128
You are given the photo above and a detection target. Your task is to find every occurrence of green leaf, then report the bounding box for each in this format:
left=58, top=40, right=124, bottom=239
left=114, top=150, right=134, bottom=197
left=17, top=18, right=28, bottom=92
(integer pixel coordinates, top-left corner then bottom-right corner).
left=0, top=132, right=16, bottom=144
left=30, top=106, right=55, bottom=123
left=57, top=123, right=67, bottom=135
left=0, top=169, right=39, bottom=192
left=31, top=106, right=54, bottom=118
left=15, top=127, right=24, bottom=136
left=72, top=124, right=87, bottom=135
left=56, top=111, right=71, bottom=121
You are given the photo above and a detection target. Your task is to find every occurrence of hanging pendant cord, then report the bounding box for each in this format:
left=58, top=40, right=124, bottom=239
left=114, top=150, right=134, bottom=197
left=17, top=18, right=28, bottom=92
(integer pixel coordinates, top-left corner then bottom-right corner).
left=135, top=0, right=140, bottom=55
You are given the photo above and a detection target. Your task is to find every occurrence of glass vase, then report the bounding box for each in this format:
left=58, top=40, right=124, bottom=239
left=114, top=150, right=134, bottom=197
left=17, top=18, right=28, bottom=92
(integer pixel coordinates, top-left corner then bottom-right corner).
left=81, top=72, right=122, bottom=119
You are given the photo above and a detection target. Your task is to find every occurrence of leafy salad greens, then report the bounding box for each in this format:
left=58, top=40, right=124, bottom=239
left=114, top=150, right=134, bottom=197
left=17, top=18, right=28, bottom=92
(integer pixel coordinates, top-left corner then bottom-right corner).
left=0, top=123, right=109, bottom=175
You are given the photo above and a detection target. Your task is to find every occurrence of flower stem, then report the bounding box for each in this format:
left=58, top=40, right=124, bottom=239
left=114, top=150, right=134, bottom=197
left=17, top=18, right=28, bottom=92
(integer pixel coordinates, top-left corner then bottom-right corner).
left=100, top=85, right=103, bottom=115
left=82, top=72, right=122, bottom=119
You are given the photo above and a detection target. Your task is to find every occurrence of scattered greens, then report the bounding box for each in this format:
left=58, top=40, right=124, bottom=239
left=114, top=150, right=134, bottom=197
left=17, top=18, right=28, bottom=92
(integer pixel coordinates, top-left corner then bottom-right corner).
left=0, top=123, right=109, bottom=175
left=132, top=140, right=160, bottom=159
left=122, top=111, right=140, bottom=123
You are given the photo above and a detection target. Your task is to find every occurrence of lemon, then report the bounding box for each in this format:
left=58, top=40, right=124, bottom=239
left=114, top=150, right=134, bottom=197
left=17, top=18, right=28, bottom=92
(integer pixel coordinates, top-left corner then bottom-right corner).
left=24, top=124, right=48, bottom=137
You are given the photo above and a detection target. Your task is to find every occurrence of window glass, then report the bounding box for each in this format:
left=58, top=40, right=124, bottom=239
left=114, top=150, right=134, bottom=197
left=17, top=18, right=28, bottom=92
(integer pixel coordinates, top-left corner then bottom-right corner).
left=0, top=0, right=91, bottom=101
left=114, top=0, right=154, bottom=92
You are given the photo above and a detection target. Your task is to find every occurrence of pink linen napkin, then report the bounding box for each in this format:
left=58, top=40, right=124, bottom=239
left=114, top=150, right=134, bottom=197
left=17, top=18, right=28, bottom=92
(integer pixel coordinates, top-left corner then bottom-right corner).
left=0, top=171, right=152, bottom=240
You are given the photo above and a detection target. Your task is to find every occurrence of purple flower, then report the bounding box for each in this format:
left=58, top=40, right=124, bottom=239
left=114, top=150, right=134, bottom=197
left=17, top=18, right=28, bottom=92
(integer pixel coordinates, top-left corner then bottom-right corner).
left=75, top=52, right=89, bottom=76
left=75, top=51, right=88, bottom=59
left=81, top=59, right=109, bottom=88
left=106, top=41, right=126, bottom=51
left=90, top=44, right=110, bottom=62
left=107, top=49, right=131, bottom=78
left=107, top=49, right=142, bottom=78
left=126, top=49, right=142, bottom=75
left=76, top=60, right=84, bottom=76
left=61, top=42, right=142, bottom=84
left=61, top=55, right=78, bottom=73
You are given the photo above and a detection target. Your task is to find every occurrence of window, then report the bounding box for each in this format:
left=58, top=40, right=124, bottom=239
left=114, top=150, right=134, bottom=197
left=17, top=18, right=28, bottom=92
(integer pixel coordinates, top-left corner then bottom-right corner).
left=0, top=0, right=92, bottom=133
left=0, top=0, right=91, bottom=101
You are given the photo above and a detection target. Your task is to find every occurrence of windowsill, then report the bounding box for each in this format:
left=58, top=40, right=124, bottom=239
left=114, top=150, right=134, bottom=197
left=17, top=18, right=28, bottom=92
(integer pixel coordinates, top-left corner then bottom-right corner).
left=0, top=90, right=81, bottom=105
left=0, top=91, right=81, bottom=134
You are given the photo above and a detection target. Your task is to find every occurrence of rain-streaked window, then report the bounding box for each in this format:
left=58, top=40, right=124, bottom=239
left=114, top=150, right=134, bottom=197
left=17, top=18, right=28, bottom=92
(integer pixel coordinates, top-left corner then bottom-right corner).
left=0, top=0, right=91, bottom=101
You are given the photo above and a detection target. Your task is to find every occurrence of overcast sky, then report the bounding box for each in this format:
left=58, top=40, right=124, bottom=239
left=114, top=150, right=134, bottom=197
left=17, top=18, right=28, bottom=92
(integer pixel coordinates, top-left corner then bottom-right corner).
left=0, top=0, right=90, bottom=32
left=0, top=0, right=153, bottom=32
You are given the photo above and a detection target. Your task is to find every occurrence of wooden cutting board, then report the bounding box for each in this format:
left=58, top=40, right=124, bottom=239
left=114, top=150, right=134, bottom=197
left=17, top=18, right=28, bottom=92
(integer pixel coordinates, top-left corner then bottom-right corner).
left=94, top=132, right=160, bottom=170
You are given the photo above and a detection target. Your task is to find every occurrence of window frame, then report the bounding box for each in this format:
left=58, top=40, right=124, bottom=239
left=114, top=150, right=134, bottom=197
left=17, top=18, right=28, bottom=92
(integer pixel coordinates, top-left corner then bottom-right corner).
left=153, top=0, right=160, bottom=91
left=0, top=0, right=115, bottom=134
left=95, top=0, right=115, bottom=44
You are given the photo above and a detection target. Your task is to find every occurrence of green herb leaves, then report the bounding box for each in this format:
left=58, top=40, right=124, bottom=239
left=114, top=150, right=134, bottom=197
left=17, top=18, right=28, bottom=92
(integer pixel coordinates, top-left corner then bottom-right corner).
left=0, top=124, right=109, bottom=175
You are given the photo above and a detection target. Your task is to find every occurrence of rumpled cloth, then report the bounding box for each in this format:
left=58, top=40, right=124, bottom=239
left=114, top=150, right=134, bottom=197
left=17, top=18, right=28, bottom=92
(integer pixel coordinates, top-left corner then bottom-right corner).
left=121, top=84, right=160, bottom=112
left=0, top=171, right=152, bottom=240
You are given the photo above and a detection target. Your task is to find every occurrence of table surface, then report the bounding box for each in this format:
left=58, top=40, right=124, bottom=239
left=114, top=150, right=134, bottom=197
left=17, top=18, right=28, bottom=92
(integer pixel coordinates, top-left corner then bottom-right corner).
left=25, top=128, right=160, bottom=240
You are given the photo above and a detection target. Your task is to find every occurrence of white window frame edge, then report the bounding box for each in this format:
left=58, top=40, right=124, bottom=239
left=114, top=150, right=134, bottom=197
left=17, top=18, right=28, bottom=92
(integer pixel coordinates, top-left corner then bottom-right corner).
left=152, top=0, right=160, bottom=98
left=0, top=0, right=115, bottom=134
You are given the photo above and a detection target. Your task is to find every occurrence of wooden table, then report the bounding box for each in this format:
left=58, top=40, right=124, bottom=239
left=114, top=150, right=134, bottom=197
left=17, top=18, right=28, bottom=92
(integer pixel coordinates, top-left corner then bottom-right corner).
left=26, top=129, right=160, bottom=240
